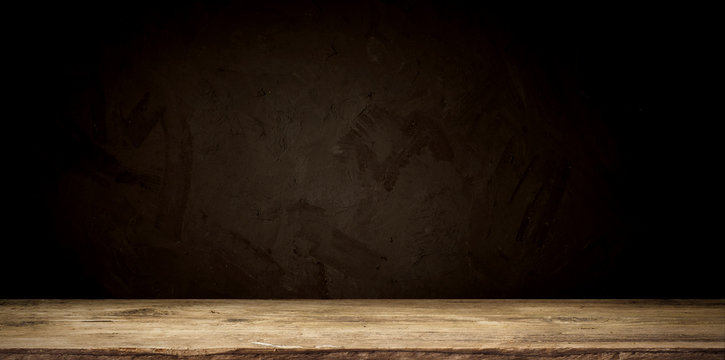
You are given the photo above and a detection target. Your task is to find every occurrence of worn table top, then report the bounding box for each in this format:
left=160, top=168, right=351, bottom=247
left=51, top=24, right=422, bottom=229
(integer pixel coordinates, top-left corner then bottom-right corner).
left=1, top=300, right=723, bottom=359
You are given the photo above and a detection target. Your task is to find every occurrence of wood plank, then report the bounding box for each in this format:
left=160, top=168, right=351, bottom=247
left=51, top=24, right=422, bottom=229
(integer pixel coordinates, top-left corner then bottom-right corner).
left=1, top=300, right=723, bottom=359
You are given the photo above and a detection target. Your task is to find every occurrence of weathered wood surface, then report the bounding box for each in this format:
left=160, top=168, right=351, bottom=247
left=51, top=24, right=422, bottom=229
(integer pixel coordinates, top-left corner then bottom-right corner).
left=1, top=300, right=723, bottom=359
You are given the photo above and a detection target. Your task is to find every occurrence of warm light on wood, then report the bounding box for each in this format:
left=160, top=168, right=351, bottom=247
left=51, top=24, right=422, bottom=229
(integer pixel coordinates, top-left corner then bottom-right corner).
left=1, top=300, right=723, bottom=359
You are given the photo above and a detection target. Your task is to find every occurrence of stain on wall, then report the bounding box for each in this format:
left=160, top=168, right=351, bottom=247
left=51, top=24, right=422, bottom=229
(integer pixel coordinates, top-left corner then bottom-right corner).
left=3, top=1, right=718, bottom=298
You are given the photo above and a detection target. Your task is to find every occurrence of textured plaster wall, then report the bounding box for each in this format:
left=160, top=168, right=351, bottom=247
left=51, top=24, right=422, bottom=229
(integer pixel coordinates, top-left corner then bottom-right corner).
left=8, top=1, right=714, bottom=298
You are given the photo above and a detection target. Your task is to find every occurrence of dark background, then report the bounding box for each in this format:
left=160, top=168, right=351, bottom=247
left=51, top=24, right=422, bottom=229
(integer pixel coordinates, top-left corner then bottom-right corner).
left=3, top=1, right=719, bottom=298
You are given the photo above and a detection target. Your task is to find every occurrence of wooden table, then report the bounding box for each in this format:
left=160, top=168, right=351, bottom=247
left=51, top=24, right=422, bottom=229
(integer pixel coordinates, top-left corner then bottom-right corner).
left=1, top=300, right=723, bottom=359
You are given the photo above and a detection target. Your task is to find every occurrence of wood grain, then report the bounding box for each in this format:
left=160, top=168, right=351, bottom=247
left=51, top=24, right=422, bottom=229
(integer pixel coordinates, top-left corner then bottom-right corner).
left=1, top=300, right=723, bottom=359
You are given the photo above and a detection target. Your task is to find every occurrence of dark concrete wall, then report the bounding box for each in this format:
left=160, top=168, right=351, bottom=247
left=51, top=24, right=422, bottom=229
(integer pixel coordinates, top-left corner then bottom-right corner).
left=4, top=1, right=718, bottom=298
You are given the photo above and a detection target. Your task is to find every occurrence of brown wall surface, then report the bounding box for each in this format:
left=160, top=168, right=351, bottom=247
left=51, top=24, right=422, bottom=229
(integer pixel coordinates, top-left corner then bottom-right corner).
left=3, top=1, right=717, bottom=298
